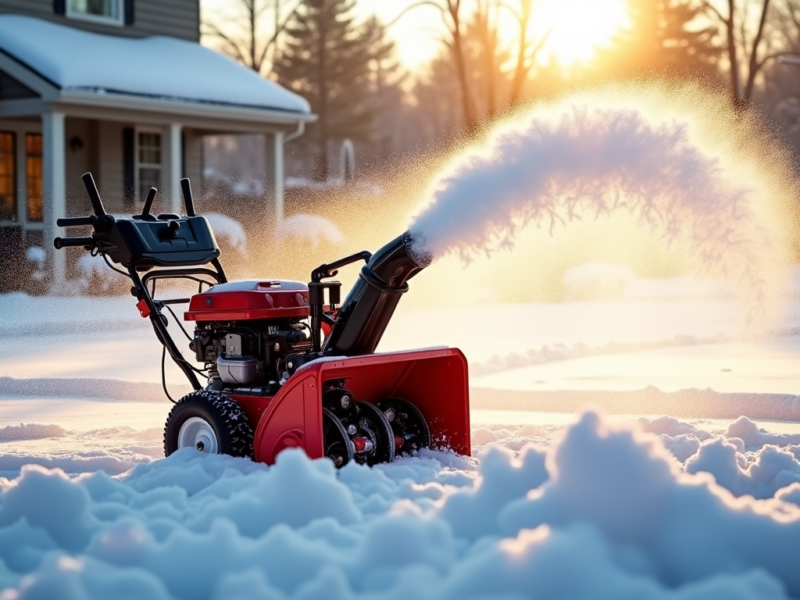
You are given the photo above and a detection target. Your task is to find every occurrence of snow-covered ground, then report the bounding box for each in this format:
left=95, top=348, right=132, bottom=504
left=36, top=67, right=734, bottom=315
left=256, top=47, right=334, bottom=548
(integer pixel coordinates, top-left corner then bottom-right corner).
left=2, top=280, right=800, bottom=599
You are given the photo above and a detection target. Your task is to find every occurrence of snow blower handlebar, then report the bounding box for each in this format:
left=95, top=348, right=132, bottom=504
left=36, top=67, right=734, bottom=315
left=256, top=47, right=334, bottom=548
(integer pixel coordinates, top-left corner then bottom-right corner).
left=53, top=172, right=225, bottom=396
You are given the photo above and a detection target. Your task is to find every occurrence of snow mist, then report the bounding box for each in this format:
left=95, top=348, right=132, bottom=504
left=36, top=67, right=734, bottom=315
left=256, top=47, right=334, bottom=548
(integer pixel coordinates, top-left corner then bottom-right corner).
left=408, top=86, right=796, bottom=312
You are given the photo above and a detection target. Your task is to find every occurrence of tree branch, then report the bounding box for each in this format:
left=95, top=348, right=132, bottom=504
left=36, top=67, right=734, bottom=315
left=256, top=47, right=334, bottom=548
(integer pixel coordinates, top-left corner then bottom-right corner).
left=700, top=0, right=728, bottom=23
left=386, top=1, right=446, bottom=28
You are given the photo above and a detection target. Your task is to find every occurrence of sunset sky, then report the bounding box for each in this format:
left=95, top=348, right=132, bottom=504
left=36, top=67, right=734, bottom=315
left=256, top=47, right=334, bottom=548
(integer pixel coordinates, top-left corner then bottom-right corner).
left=201, top=0, right=631, bottom=71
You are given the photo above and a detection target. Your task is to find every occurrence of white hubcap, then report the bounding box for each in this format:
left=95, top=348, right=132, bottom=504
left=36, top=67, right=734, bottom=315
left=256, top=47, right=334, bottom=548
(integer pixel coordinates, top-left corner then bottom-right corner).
left=177, top=417, right=219, bottom=454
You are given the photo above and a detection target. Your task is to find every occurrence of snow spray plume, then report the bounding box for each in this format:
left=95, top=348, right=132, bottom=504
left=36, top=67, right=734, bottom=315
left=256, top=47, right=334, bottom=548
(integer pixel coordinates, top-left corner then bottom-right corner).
left=408, top=84, right=798, bottom=321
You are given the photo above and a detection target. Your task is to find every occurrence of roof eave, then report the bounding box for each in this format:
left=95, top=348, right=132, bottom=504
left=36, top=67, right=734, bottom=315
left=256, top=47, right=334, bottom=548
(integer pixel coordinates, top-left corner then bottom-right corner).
left=57, top=89, right=317, bottom=125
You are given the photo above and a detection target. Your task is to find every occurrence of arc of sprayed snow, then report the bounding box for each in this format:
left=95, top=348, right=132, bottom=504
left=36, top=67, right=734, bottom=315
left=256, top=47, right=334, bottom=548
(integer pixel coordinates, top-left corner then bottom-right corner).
left=408, top=105, right=772, bottom=311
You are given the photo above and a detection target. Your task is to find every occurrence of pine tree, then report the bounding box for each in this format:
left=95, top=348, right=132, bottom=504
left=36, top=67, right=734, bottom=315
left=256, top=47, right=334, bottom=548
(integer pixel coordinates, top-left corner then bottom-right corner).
left=596, top=0, right=720, bottom=80
left=273, top=0, right=396, bottom=180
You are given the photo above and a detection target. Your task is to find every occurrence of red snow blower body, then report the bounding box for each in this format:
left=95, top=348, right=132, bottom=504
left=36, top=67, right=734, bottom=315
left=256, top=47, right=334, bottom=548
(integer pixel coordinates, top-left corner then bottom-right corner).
left=54, top=173, right=470, bottom=467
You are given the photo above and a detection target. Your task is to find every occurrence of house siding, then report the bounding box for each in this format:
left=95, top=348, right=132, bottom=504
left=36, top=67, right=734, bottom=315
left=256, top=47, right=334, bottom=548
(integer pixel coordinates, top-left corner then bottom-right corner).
left=0, top=0, right=199, bottom=41
left=64, top=117, right=97, bottom=217
left=97, top=120, right=125, bottom=213
left=184, top=129, right=202, bottom=192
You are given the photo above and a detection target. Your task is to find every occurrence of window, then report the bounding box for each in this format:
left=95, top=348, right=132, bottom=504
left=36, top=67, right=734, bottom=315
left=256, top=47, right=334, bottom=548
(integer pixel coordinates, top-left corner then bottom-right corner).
left=67, top=0, right=123, bottom=26
left=0, top=132, right=15, bottom=221
left=26, top=134, right=43, bottom=223
left=137, top=132, right=161, bottom=201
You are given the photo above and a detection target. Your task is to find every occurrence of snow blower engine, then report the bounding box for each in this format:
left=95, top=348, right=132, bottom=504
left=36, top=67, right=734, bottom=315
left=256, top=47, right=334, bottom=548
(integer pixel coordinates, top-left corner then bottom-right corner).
left=54, top=173, right=470, bottom=467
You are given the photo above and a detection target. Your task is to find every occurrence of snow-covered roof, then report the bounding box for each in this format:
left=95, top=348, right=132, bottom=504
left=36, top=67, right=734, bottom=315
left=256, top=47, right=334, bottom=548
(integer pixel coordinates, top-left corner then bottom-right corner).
left=0, top=15, right=310, bottom=114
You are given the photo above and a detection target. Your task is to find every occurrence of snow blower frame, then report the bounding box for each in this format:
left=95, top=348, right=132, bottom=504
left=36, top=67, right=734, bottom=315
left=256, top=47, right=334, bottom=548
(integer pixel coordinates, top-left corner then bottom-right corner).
left=54, top=173, right=470, bottom=467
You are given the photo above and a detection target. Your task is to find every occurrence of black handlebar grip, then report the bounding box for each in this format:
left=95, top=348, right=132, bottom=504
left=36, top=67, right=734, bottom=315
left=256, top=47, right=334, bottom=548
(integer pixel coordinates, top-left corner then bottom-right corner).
left=54, top=236, right=94, bottom=250
left=81, top=172, right=107, bottom=217
left=57, top=216, right=95, bottom=227
left=142, top=187, right=157, bottom=216
left=180, top=178, right=196, bottom=217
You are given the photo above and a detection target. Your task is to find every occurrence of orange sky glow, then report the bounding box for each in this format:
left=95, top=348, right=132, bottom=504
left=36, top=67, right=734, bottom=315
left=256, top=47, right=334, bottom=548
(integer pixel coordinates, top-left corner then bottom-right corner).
left=201, top=0, right=631, bottom=72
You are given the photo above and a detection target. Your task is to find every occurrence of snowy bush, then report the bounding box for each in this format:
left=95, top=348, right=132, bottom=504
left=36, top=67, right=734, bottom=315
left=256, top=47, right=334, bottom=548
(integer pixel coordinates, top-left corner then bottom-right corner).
left=76, top=254, right=126, bottom=296
left=204, top=213, right=247, bottom=254
left=276, top=214, right=344, bottom=250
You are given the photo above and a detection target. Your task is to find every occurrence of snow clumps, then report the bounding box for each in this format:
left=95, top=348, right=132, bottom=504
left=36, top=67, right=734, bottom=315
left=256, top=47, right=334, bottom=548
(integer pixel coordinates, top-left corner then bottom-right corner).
left=2, top=411, right=800, bottom=599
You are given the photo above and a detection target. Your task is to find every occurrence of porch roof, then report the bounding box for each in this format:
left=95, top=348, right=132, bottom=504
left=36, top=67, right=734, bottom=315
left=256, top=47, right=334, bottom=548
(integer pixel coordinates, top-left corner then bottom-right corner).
left=0, top=15, right=311, bottom=118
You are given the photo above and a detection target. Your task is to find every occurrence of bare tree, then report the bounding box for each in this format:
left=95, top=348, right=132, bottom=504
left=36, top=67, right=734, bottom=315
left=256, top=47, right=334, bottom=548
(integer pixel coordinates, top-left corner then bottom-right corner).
left=505, top=0, right=550, bottom=106
left=203, top=0, right=301, bottom=75
left=700, top=0, right=793, bottom=106
left=390, top=0, right=477, bottom=131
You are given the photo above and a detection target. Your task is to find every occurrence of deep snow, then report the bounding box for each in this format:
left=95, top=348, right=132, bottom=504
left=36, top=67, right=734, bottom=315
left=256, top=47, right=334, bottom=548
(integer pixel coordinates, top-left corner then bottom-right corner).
left=2, top=411, right=800, bottom=599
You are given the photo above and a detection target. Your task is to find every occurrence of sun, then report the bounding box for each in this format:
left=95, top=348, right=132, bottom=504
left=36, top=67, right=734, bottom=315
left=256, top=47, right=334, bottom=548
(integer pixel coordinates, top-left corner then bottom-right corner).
left=531, top=0, right=631, bottom=66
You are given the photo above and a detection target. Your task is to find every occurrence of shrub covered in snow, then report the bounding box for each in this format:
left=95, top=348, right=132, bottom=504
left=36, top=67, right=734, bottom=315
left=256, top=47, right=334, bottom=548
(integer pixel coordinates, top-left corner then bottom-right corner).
left=204, top=213, right=247, bottom=255
left=276, top=214, right=345, bottom=250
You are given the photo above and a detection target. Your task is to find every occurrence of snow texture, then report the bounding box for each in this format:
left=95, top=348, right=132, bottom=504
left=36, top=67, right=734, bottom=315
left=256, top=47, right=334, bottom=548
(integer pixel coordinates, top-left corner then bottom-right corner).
left=0, top=15, right=309, bottom=113
left=204, top=213, right=247, bottom=254
left=0, top=412, right=799, bottom=599
left=409, top=105, right=772, bottom=307
left=563, top=262, right=636, bottom=300
left=276, top=214, right=345, bottom=250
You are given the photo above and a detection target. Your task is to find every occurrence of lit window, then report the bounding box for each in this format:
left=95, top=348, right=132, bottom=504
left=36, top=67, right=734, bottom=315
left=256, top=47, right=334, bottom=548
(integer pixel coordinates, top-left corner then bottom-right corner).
left=26, top=134, right=43, bottom=223
left=67, top=0, right=123, bottom=26
left=0, top=132, right=15, bottom=221
left=137, top=132, right=161, bottom=201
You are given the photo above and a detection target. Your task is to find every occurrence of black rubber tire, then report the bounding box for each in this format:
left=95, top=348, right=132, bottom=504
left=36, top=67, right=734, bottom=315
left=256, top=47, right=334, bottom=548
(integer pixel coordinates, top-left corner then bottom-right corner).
left=164, top=390, right=254, bottom=458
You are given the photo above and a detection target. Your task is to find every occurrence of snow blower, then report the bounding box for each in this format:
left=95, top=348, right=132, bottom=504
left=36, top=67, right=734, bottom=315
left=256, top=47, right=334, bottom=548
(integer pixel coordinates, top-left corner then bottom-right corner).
left=54, top=173, right=470, bottom=466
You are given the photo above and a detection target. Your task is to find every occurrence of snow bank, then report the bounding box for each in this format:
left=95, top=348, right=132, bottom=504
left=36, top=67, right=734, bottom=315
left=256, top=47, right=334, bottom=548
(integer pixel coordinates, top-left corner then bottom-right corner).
left=0, top=15, right=309, bottom=113
left=2, top=411, right=800, bottom=599
left=276, top=215, right=345, bottom=250
left=563, top=262, right=636, bottom=300
left=0, top=424, right=65, bottom=443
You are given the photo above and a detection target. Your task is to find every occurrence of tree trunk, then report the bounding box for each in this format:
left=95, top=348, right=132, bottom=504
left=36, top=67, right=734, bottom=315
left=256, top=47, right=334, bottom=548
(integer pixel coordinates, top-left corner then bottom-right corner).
left=448, top=0, right=477, bottom=132
left=317, top=1, right=329, bottom=180
left=509, top=0, right=532, bottom=106
left=481, top=4, right=497, bottom=120
left=743, top=0, right=772, bottom=102
left=249, top=0, right=257, bottom=71
left=725, top=0, right=742, bottom=106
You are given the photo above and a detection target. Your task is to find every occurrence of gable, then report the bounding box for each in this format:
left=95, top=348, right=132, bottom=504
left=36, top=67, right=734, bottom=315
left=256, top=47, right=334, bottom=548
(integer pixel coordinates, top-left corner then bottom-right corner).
left=0, top=68, right=37, bottom=100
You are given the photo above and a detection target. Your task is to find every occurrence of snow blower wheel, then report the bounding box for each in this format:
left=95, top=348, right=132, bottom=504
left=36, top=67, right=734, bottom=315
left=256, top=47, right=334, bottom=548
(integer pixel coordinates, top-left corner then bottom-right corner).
left=378, top=398, right=431, bottom=456
left=164, top=391, right=254, bottom=458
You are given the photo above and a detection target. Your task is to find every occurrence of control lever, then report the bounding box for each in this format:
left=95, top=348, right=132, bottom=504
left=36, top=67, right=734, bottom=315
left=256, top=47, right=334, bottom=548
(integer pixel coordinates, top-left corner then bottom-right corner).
left=142, top=187, right=157, bottom=217
left=180, top=178, right=196, bottom=217
left=81, top=173, right=107, bottom=217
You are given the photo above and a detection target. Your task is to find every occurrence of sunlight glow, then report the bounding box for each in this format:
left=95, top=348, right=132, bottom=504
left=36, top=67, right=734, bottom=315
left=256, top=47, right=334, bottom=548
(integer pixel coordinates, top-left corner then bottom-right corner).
left=533, top=0, right=631, bottom=66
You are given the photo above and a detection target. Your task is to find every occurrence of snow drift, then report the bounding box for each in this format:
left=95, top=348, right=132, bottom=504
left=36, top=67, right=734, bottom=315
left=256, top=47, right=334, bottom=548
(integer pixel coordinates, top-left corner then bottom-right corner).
left=2, top=411, right=800, bottom=600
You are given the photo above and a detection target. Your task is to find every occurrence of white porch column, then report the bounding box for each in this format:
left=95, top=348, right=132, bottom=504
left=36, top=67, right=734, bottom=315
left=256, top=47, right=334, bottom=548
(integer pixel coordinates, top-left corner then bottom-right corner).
left=274, top=131, right=285, bottom=224
left=265, top=132, right=285, bottom=225
left=165, top=123, right=183, bottom=214
left=43, top=111, right=66, bottom=285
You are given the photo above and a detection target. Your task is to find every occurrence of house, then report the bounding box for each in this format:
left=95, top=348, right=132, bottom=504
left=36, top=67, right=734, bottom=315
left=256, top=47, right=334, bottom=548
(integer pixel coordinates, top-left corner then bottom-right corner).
left=0, top=0, right=314, bottom=287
